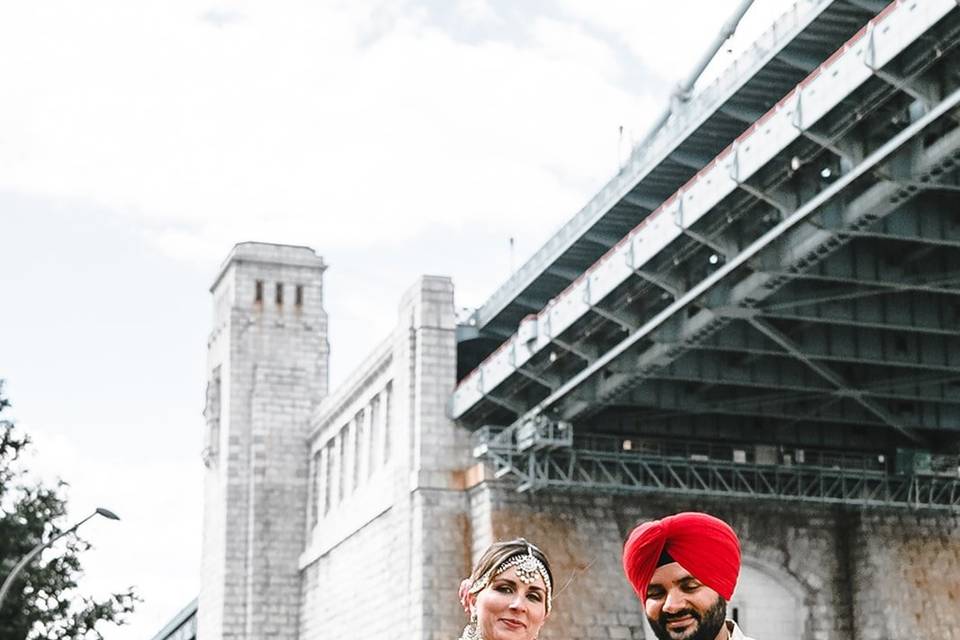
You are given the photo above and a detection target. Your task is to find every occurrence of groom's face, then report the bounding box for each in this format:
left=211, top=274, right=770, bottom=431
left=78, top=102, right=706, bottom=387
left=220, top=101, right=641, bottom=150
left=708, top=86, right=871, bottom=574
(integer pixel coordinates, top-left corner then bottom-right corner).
left=644, top=562, right=727, bottom=640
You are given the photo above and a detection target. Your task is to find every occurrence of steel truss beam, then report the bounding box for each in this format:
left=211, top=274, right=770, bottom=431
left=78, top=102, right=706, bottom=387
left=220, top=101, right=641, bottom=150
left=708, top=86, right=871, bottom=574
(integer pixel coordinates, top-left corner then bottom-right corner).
left=625, top=371, right=960, bottom=410
left=589, top=304, right=638, bottom=332
left=623, top=364, right=960, bottom=406
left=582, top=411, right=906, bottom=452
left=681, top=323, right=960, bottom=379
left=747, top=316, right=921, bottom=440
left=455, top=14, right=960, bottom=436
left=616, top=376, right=960, bottom=424
left=843, top=228, right=960, bottom=249
left=734, top=182, right=796, bottom=217
left=478, top=444, right=960, bottom=511
left=484, top=393, right=525, bottom=416
left=758, top=270, right=960, bottom=299
left=550, top=337, right=598, bottom=364
left=515, top=365, right=560, bottom=391
left=616, top=382, right=890, bottom=429
left=760, top=277, right=960, bottom=310
left=607, top=358, right=960, bottom=432
left=572, top=101, right=960, bottom=421
left=866, top=42, right=943, bottom=110
left=633, top=269, right=685, bottom=299
left=757, top=238, right=960, bottom=298
left=760, top=290, right=959, bottom=336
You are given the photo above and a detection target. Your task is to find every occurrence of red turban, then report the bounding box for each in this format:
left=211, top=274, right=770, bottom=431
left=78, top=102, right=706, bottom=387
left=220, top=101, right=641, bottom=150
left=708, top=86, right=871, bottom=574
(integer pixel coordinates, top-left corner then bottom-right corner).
left=622, top=512, right=740, bottom=601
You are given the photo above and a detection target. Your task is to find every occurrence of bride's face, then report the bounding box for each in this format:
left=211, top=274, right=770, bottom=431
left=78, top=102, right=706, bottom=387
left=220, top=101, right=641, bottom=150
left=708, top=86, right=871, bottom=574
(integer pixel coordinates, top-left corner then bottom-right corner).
left=470, top=566, right=548, bottom=640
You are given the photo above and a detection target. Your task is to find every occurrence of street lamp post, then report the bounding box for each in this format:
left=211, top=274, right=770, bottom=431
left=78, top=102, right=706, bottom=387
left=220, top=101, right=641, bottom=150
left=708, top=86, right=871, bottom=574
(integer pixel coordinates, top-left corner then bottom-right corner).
left=0, top=507, right=120, bottom=609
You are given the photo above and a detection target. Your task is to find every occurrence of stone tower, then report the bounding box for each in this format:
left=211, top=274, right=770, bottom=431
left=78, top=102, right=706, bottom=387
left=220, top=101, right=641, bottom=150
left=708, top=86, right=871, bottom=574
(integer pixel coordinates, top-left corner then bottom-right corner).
left=199, top=242, right=329, bottom=640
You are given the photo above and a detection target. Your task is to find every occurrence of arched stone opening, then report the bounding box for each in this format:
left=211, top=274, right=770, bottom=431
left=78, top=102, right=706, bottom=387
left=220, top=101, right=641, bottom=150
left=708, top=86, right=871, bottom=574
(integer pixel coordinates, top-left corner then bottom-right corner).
left=728, top=557, right=807, bottom=640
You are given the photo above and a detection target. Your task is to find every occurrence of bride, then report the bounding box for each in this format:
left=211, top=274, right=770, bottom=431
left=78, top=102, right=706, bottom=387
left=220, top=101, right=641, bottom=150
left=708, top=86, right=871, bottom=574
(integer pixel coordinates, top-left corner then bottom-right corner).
left=457, top=538, right=553, bottom=640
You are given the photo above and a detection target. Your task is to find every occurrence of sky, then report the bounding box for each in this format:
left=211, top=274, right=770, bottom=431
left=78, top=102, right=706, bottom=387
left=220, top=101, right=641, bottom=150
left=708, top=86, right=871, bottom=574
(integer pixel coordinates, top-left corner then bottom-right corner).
left=0, top=1, right=795, bottom=637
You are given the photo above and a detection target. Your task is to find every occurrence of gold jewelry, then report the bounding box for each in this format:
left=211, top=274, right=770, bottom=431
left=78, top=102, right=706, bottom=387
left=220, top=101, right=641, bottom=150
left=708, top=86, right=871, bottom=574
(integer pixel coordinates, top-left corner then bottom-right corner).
left=467, top=543, right=552, bottom=613
left=458, top=611, right=483, bottom=640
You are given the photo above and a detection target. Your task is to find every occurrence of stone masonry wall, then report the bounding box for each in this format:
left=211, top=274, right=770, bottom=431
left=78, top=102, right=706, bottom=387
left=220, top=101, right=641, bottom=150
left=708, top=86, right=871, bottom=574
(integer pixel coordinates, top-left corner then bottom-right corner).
left=402, top=276, right=473, bottom=640
left=298, top=275, right=471, bottom=640
left=299, top=507, right=409, bottom=640
left=466, top=483, right=960, bottom=640
left=847, top=511, right=960, bottom=640
left=200, top=243, right=328, bottom=640
left=244, top=365, right=313, bottom=636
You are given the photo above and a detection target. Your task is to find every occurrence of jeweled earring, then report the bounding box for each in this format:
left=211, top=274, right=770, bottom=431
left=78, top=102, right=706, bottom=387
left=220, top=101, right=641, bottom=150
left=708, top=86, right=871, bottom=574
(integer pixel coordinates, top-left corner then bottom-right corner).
left=459, top=610, right=482, bottom=640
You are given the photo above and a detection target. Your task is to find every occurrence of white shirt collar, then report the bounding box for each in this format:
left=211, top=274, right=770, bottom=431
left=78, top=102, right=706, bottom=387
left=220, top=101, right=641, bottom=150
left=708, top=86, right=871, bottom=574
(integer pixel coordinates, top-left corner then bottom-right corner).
left=725, top=619, right=754, bottom=640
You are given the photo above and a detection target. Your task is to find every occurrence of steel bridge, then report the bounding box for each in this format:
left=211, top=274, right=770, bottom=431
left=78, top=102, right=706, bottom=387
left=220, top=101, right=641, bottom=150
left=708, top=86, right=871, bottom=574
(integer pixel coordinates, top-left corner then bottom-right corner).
left=453, top=0, right=960, bottom=510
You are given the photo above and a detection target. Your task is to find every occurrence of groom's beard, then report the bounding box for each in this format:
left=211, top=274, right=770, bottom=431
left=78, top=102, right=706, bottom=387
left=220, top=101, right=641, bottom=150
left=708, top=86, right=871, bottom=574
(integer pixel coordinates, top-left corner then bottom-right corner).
left=647, top=596, right=727, bottom=640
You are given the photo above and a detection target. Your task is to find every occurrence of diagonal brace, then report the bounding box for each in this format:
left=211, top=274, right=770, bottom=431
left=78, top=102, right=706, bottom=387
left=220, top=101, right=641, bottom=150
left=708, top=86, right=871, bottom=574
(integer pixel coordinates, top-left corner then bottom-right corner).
left=747, top=317, right=926, bottom=444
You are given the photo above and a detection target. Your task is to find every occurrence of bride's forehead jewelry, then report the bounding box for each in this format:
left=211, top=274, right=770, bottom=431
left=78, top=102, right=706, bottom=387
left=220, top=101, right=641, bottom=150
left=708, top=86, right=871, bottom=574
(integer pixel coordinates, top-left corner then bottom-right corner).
left=468, top=544, right=552, bottom=613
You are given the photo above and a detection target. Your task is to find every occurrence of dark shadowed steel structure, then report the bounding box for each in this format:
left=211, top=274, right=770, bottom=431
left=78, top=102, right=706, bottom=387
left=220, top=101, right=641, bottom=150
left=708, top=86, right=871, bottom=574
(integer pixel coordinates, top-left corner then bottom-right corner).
left=454, top=0, right=960, bottom=510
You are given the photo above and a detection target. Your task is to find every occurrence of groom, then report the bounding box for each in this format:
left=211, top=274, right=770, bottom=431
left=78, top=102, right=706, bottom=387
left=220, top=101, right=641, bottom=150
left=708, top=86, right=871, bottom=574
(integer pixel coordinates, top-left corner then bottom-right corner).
left=621, top=512, right=756, bottom=640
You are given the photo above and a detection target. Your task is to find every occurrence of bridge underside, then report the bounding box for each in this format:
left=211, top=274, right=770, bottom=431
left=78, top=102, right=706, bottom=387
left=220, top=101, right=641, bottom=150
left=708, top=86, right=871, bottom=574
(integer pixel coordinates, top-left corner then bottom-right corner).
left=470, top=0, right=900, bottom=344
left=456, top=3, right=960, bottom=510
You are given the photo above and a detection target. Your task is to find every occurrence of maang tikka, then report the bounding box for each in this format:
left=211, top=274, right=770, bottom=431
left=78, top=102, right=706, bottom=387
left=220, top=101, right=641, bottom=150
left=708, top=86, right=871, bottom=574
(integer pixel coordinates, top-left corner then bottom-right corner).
left=465, top=543, right=553, bottom=614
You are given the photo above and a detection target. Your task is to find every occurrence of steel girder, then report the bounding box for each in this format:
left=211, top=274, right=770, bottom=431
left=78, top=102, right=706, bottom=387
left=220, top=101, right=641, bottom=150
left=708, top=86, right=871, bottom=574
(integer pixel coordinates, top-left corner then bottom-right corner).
left=470, top=0, right=883, bottom=341
left=582, top=411, right=907, bottom=451
left=544, top=98, right=960, bottom=429
left=476, top=442, right=960, bottom=511
left=455, top=3, right=960, bottom=428
left=683, top=322, right=960, bottom=376
left=457, top=3, right=960, bottom=506
left=459, top=107, right=960, bottom=435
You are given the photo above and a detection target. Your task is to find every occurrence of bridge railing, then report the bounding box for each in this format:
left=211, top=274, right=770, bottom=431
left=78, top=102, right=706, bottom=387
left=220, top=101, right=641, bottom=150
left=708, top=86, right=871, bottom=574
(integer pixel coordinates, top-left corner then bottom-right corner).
left=471, top=426, right=960, bottom=509
left=575, top=435, right=894, bottom=472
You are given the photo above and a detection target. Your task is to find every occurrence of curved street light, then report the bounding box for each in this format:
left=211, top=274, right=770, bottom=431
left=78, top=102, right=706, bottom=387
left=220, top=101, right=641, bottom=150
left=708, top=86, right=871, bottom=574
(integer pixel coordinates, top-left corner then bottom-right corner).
left=0, top=507, right=120, bottom=608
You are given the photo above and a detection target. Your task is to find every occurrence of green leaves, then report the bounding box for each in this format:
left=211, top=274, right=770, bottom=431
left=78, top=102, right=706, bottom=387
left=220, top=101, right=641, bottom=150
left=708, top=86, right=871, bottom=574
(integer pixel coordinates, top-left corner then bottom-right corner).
left=0, top=382, right=139, bottom=640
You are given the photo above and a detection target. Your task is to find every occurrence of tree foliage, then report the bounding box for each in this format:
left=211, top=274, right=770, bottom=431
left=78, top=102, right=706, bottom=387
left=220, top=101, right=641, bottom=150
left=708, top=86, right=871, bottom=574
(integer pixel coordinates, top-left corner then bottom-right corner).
left=0, top=381, right=138, bottom=639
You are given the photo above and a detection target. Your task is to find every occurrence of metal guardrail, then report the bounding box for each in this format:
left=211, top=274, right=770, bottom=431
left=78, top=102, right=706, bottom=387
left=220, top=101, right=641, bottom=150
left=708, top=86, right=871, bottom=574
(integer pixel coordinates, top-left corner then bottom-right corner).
left=573, top=435, right=893, bottom=472
left=473, top=427, right=960, bottom=510
left=498, top=448, right=960, bottom=510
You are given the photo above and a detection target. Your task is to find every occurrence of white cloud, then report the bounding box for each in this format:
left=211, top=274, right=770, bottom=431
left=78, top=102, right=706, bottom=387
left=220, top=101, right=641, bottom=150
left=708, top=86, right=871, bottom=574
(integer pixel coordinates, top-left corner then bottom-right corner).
left=0, top=2, right=804, bottom=639
left=557, top=0, right=795, bottom=86
left=0, top=0, right=661, bottom=263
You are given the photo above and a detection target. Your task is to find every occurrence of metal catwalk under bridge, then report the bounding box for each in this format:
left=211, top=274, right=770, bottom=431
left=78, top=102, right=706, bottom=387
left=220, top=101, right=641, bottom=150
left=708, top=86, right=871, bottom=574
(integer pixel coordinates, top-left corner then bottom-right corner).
left=454, top=0, right=960, bottom=509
